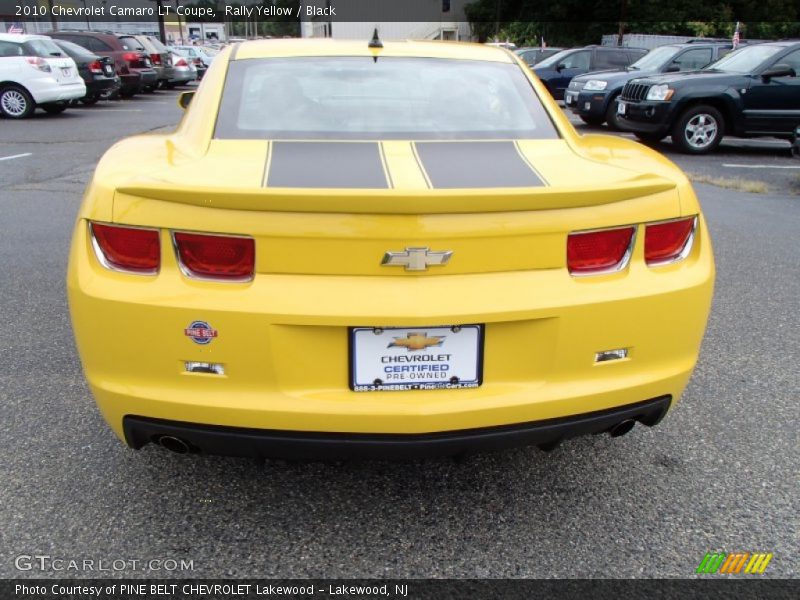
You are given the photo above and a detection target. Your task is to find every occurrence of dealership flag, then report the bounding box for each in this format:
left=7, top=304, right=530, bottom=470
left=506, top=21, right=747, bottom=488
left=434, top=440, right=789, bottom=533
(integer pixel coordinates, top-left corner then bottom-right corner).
left=732, top=22, right=741, bottom=49
left=7, top=23, right=24, bottom=34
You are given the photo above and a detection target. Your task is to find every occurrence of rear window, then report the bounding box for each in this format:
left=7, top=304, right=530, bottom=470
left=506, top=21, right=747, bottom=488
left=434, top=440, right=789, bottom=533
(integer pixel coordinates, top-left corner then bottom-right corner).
left=119, top=36, right=146, bottom=51
left=214, top=57, right=559, bottom=141
left=147, top=37, right=169, bottom=53
left=23, top=39, right=65, bottom=58
left=54, top=40, right=96, bottom=60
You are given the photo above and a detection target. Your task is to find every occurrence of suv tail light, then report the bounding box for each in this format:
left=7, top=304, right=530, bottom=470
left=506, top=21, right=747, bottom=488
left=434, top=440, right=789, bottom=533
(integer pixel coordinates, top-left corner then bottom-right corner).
left=173, top=232, right=255, bottom=281
left=25, top=56, right=51, bottom=72
left=122, top=52, right=140, bottom=64
left=645, top=217, right=696, bottom=266
left=90, top=223, right=160, bottom=275
left=150, top=52, right=161, bottom=65
left=567, top=226, right=635, bottom=275
left=88, top=60, right=103, bottom=74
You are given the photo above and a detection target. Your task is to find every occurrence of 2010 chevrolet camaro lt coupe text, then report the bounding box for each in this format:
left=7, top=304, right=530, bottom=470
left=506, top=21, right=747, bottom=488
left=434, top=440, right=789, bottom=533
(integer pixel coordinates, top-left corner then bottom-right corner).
left=67, top=39, right=715, bottom=460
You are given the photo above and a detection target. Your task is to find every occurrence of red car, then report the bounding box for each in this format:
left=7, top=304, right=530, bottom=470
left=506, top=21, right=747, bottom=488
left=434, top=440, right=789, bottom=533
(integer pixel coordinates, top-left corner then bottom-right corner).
left=46, top=31, right=157, bottom=97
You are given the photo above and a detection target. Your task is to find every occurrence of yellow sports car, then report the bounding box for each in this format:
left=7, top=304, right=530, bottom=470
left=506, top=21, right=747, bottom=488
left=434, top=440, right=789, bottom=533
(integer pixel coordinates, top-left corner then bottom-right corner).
left=67, top=38, right=714, bottom=459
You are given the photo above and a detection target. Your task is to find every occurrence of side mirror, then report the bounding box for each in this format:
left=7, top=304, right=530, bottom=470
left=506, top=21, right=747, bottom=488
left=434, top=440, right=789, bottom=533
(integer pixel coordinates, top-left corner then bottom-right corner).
left=665, top=63, right=681, bottom=73
left=761, top=64, right=795, bottom=82
left=177, top=91, right=195, bottom=110
left=555, top=62, right=566, bottom=72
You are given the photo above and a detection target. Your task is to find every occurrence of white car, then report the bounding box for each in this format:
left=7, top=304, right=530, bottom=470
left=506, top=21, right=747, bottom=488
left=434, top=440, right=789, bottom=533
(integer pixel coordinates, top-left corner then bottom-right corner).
left=0, top=33, right=86, bottom=118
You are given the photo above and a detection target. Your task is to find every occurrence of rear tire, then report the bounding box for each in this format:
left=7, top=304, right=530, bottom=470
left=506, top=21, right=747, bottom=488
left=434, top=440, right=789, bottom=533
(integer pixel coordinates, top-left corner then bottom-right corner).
left=81, top=95, right=99, bottom=105
left=0, top=84, right=35, bottom=119
left=671, top=104, right=724, bottom=154
left=41, top=102, right=68, bottom=114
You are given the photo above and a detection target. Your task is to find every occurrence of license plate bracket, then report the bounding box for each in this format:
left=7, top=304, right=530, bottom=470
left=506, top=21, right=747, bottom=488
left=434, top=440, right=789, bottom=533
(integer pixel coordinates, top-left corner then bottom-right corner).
left=349, top=325, right=484, bottom=392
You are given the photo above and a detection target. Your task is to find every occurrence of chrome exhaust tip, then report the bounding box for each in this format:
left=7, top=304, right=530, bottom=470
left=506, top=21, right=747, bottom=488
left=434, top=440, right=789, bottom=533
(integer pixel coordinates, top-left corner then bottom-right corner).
left=157, top=435, right=192, bottom=454
left=608, top=419, right=636, bottom=438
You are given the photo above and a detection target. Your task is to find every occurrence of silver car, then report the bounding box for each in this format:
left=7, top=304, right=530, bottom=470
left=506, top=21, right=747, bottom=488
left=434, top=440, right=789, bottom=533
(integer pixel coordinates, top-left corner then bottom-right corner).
left=167, top=50, right=197, bottom=86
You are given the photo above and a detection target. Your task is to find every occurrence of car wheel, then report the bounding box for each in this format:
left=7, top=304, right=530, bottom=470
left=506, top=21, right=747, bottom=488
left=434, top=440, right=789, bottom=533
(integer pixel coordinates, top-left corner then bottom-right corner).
left=81, top=95, right=100, bottom=105
left=41, top=102, right=68, bottom=114
left=0, top=85, right=35, bottom=119
left=634, top=132, right=664, bottom=144
left=605, top=96, right=623, bottom=131
left=672, top=105, right=724, bottom=154
left=143, top=85, right=156, bottom=93
left=579, top=115, right=604, bottom=127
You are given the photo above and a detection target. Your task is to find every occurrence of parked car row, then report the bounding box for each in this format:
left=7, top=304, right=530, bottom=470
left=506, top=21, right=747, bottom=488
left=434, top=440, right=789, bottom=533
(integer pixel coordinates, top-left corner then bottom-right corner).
left=0, top=32, right=204, bottom=118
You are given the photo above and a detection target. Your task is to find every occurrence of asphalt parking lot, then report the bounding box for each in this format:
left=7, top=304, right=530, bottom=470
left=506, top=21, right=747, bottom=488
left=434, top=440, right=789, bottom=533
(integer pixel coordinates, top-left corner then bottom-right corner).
left=1, top=92, right=798, bottom=579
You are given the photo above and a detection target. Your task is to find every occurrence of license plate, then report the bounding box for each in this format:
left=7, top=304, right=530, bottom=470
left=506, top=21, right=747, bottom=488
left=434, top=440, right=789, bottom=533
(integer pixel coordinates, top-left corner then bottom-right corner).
left=350, top=325, right=483, bottom=392
left=565, top=93, right=575, bottom=105
left=104, top=65, right=113, bottom=76
left=617, top=101, right=627, bottom=115
left=61, top=67, right=70, bottom=76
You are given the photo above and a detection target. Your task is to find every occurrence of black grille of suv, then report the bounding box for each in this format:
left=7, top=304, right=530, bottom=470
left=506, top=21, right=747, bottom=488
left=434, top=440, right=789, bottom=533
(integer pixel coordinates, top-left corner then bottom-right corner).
left=621, top=82, right=651, bottom=102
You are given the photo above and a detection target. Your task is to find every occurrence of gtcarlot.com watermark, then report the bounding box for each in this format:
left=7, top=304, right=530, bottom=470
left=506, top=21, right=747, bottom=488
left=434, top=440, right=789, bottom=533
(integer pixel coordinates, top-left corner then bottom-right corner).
left=14, top=554, right=194, bottom=573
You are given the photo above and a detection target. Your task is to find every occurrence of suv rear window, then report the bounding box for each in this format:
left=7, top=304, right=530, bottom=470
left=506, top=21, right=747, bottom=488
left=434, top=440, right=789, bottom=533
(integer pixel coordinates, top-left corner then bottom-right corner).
left=119, top=36, right=146, bottom=51
left=215, top=57, right=559, bottom=141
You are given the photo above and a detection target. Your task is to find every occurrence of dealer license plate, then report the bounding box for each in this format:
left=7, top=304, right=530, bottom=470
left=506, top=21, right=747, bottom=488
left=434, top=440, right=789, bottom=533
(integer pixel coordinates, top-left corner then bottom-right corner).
left=350, top=325, right=483, bottom=392
left=617, top=101, right=627, bottom=115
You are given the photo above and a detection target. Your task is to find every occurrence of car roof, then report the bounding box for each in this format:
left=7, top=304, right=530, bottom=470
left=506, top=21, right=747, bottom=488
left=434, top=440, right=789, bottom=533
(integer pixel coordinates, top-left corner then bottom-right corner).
left=234, top=39, right=516, bottom=63
left=0, top=33, right=52, bottom=43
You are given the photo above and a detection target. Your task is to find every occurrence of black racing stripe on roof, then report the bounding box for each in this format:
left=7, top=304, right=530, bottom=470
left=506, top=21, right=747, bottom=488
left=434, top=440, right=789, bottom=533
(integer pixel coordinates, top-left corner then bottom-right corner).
left=414, top=141, right=545, bottom=189
left=266, top=142, right=389, bottom=189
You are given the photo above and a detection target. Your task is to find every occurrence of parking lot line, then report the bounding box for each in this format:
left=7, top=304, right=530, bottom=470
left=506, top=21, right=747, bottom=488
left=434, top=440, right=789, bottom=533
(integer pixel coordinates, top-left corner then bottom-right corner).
left=0, top=153, right=32, bottom=162
left=723, top=163, right=800, bottom=170
left=80, top=109, right=144, bottom=112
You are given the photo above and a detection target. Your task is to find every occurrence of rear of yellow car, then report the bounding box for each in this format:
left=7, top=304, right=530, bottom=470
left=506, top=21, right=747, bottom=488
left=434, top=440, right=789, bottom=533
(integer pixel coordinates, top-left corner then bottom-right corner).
left=67, top=40, right=714, bottom=459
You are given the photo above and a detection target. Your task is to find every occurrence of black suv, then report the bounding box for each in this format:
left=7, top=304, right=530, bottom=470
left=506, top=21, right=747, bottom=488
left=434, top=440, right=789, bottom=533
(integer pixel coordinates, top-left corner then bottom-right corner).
left=532, top=45, right=648, bottom=100
left=617, top=41, right=800, bottom=153
left=567, top=40, right=740, bottom=129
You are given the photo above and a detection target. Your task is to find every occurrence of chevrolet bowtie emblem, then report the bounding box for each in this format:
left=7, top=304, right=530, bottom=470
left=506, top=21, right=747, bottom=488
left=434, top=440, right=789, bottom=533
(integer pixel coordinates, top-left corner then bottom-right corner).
left=388, top=332, right=446, bottom=351
left=381, top=247, right=453, bottom=271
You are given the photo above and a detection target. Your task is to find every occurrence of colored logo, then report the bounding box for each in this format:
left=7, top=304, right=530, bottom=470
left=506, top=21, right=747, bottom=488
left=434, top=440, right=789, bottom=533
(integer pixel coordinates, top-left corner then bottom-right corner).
left=184, top=321, right=218, bottom=345
left=388, top=332, right=445, bottom=351
left=696, top=552, right=773, bottom=574
left=381, top=247, right=453, bottom=271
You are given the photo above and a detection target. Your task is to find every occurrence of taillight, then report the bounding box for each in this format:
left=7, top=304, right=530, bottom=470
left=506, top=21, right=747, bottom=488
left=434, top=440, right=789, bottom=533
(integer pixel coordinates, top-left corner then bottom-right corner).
left=174, top=57, right=188, bottom=67
left=25, top=56, right=51, bottom=72
left=173, top=232, right=255, bottom=281
left=645, top=216, right=696, bottom=266
left=88, top=60, right=103, bottom=74
left=567, top=226, right=635, bottom=275
left=90, top=223, right=160, bottom=275
left=122, top=52, right=139, bottom=64
left=193, top=58, right=203, bottom=65
left=150, top=52, right=161, bottom=65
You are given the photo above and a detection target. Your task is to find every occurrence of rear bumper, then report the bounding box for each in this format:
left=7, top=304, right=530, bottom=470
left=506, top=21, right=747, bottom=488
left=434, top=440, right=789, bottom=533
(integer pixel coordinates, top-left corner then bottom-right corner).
left=28, top=79, right=86, bottom=103
left=85, top=76, right=120, bottom=96
left=124, top=395, right=672, bottom=459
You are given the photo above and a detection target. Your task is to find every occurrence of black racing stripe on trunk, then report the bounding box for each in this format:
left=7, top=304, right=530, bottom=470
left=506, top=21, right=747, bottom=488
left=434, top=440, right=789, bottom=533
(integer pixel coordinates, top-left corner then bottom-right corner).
left=414, top=142, right=545, bottom=189
left=266, top=142, right=389, bottom=189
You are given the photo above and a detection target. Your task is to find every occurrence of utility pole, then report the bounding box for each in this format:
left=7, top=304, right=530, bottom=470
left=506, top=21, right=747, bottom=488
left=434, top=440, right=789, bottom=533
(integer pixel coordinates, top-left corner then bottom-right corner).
left=617, top=0, right=628, bottom=46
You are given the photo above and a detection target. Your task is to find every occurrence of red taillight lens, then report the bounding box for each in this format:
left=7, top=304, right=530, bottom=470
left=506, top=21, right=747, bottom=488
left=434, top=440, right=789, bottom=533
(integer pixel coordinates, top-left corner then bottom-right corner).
left=567, top=226, right=635, bottom=275
left=91, top=223, right=160, bottom=274
left=174, top=57, right=188, bottom=67
left=150, top=52, right=161, bottom=65
left=173, top=232, right=255, bottom=281
left=25, top=56, right=51, bottom=72
left=122, top=52, right=139, bottom=63
left=645, top=217, right=696, bottom=265
left=88, top=60, right=103, bottom=73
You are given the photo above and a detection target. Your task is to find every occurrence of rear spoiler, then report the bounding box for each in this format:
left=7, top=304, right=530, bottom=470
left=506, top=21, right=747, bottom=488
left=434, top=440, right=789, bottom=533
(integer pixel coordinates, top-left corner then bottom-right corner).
left=116, top=175, right=677, bottom=215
